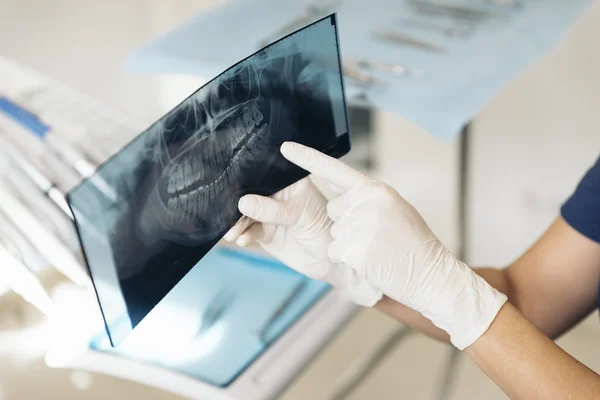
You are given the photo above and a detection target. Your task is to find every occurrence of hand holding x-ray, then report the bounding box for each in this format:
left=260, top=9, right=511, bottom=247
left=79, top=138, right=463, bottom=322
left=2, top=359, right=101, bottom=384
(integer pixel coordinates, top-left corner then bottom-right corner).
left=268, top=142, right=507, bottom=350
left=225, top=177, right=382, bottom=307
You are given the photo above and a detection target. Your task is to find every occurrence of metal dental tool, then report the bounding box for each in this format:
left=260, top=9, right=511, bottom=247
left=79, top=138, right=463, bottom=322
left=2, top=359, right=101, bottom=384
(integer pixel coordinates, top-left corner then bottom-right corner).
left=343, top=64, right=376, bottom=87
left=411, top=6, right=483, bottom=23
left=198, top=289, right=236, bottom=334
left=0, top=211, right=47, bottom=273
left=345, top=58, right=427, bottom=78
left=397, top=17, right=473, bottom=38
left=0, top=143, right=105, bottom=246
left=409, top=0, right=509, bottom=21
left=256, top=280, right=307, bottom=344
left=2, top=166, right=76, bottom=245
left=341, top=59, right=426, bottom=106
left=0, top=135, right=72, bottom=219
left=0, top=183, right=89, bottom=287
left=0, top=211, right=53, bottom=315
left=374, top=29, right=446, bottom=53
left=0, top=239, right=53, bottom=315
left=259, top=0, right=342, bottom=47
left=0, top=95, right=118, bottom=201
left=0, top=140, right=103, bottom=245
left=468, top=0, right=523, bottom=7
left=15, top=86, right=135, bottom=164
left=314, top=54, right=377, bottom=88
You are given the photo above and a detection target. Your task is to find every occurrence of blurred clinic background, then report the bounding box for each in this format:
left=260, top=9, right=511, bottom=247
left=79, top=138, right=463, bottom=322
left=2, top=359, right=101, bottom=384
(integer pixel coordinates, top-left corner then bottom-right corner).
left=1, top=0, right=600, bottom=399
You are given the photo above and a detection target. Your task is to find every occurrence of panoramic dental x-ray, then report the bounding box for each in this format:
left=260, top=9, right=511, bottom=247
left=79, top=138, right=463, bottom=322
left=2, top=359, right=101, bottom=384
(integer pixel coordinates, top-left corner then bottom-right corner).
left=67, top=14, right=350, bottom=351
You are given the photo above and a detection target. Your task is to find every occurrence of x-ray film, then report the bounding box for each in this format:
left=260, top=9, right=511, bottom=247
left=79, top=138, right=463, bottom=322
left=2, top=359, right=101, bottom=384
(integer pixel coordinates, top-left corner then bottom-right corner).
left=67, top=14, right=350, bottom=346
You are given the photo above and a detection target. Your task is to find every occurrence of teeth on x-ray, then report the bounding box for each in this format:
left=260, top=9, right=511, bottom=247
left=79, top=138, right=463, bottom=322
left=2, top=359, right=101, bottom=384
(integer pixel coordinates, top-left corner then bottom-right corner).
left=139, top=95, right=277, bottom=244
left=117, top=41, right=335, bottom=254
left=252, top=103, right=264, bottom=125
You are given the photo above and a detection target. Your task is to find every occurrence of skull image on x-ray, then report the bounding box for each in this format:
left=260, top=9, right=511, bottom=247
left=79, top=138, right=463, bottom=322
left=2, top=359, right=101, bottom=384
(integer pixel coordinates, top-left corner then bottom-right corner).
left=101, top=42, right=344, bottom=325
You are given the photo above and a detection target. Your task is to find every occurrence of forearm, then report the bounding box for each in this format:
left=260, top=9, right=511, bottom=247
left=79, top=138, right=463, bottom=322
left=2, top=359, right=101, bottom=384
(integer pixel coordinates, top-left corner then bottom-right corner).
left=466, top=302, right=600, bottom=399
left=375, top=296, right=450, bottom=341
left=375, top=266, right=511, bottom=343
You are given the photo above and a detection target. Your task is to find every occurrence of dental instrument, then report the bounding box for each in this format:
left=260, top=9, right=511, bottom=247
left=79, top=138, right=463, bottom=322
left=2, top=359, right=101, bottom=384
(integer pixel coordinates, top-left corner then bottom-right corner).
left=374, top=29, right=446, bottom=52
left=256, top=280, right=306, bottom=343
left=0, top=239, right=53, bottom=315
left=0, top=134, right=73, bottom=218
left=198, top=289, right=236, bottom=334
left=345, top=58, right=427, bottom=78
left=0, top=183, right=89, bottom=287
left=1, top=164, right=76, bottom=244
left=397, top=17, right=473, bottom=38
left=409, top=0, right=509, bottom=21
left=0, top=95, right=117, bottom=201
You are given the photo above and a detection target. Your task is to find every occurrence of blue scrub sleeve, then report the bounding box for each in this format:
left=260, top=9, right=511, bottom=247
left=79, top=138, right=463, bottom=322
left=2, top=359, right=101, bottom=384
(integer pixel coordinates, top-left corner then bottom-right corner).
left=561, top=155, right=600, bottom=244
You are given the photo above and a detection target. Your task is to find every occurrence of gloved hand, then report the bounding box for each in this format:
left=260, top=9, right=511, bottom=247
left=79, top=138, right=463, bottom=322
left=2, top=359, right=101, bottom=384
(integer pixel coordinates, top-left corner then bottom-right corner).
left=224, top=177, right=382, bottom=307
left=277, top=142, right=508, bottom=350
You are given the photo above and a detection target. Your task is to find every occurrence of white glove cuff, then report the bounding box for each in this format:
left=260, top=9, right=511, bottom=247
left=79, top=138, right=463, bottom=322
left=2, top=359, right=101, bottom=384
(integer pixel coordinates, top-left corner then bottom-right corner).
left=347, top=283, right=384, bottom=307
left=445, top=264, right=507, bottom=350
left=418, top=255, right=508, bottom=350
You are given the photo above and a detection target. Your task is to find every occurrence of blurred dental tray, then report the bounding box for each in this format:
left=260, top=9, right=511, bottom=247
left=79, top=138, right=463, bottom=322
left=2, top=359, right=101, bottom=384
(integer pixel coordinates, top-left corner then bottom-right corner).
left=67, top=14, right=351, bottom=347
left=126, top=0, right=593, bottom=141
left=89, top=246, right=330, bottom=387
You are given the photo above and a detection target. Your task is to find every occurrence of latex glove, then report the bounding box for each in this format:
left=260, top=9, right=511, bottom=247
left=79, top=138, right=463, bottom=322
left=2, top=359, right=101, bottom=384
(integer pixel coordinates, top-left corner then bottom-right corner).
left=280, top=142, right=507, bottom=350
left=224, top=177, right=382, bottom=307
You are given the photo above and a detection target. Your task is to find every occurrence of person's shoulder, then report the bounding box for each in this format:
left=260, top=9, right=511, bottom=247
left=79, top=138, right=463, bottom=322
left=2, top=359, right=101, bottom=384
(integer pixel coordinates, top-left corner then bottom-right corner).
left=561, top=155, right=600, bottom=244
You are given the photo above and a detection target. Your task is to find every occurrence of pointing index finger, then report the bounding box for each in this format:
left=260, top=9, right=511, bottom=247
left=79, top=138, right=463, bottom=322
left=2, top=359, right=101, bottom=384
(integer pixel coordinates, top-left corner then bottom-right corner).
left=280, top=142, right=366, bottom=191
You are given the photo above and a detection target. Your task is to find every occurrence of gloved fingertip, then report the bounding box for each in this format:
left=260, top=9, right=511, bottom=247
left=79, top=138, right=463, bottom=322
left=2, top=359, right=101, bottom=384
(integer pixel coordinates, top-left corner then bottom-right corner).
left=236, top=234, right=250, bottom=247
left=238, top=196, right=257, bottom=216
left=223, top=229, right=236, bottom=242
left=280, top=141, right=300, bottom=159
left=280, top=141, right=295, bottom=152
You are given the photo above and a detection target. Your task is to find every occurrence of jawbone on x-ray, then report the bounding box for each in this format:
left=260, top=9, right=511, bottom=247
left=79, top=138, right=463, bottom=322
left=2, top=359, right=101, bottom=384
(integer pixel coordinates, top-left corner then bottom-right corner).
left=68, top=14, right=349, bottom=346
